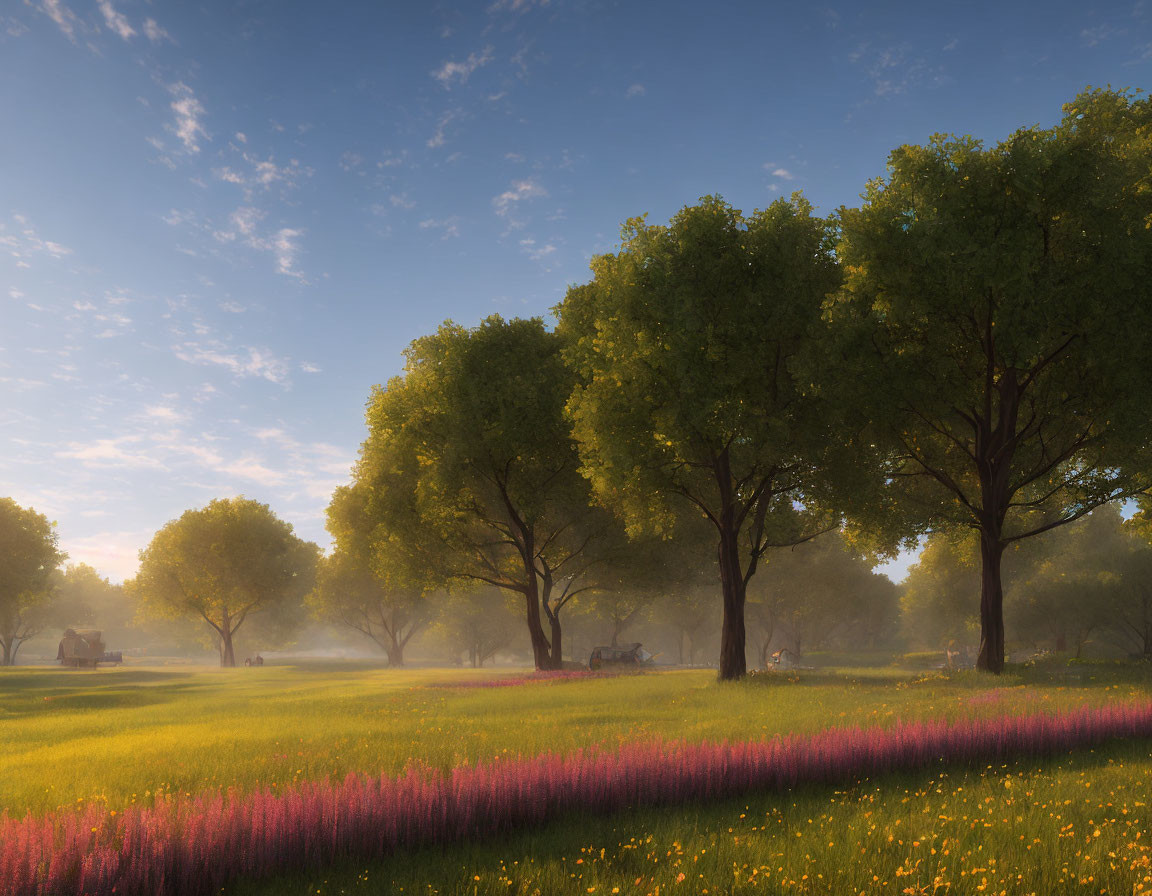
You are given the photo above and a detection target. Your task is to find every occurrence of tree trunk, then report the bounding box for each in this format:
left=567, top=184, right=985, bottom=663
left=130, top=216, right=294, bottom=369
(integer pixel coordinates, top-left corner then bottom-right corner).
left=469, top=643, right=478, bottom=668
left=387, top=638, right=404, bottom=668
left=549, top=614, right=563, bottom=667
left=1055, top=631, right=1067, bottom=652
left=523, top=588, right=552, bottom=671
left=717, top=522, right=748, bottom=681
left=1, top=639, right=12, bottom=667
left=976, top=532, right=1006, bottom=674
left=220, top=628, right=237, bottom=668
left=677, top=630, right=685, bottom=665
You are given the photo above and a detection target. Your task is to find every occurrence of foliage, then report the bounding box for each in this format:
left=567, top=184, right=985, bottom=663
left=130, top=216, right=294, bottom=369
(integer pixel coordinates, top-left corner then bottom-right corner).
left=828, top=88, right=1152, bottom=672
left=129, top=498, right=318, bottom=667
left=558, top=194, right=843, bottom=679
left=350, top=316, right=618, bottom=669
left=900, top=533, right=981, bottom=651
left=428, top=588, right=520, bottom=667
left=0, top=498, right=65, bottom=666
left=1009, top=505, right=1128, bottom=656
left=307, top=549, right=427, bottom=667
left=751, top=530, right=901, bottom=662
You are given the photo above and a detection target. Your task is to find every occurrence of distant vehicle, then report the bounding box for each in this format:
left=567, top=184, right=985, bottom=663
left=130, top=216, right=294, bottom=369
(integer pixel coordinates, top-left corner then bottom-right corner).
left=588, top=642, right=654, bottom=670
left=100, top=651, right=124, bottom=665
left=57, top=629, right=106, bottom=668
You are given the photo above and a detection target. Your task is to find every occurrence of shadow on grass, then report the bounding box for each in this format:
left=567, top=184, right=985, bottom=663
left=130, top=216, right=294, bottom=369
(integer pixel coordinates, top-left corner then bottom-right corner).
left=0, top=668, right=206, bottom=719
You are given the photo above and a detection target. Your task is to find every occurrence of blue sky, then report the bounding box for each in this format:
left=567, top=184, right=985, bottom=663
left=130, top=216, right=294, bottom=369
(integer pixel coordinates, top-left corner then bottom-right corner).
left=2, top=0, right=1149, bottom=582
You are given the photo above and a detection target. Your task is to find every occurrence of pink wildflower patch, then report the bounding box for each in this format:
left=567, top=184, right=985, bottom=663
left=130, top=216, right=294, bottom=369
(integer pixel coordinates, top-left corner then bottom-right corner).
left=4, top=702, right=1152, bottom=895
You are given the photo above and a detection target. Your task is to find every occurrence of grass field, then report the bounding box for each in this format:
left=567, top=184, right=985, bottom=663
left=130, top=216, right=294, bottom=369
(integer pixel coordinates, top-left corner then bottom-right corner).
left=4, top=661, right=1152, bottom=894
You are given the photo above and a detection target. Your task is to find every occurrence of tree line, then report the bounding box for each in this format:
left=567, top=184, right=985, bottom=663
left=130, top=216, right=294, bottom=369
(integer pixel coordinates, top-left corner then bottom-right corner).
left=3, top=88, right=1151, bottom=678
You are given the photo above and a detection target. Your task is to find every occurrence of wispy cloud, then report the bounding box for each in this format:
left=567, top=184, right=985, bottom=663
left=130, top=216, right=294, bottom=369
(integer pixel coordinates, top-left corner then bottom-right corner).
left=433, top=46, right=494, bottom=86
left=167, top=82, right=208, bottom=153
left=767, top=166, right=793, bottom=180
left=213, top=208, right=305, bottom=278
left=848, top=43, right=943, bottom=98
left=174, top=343, right=292, bottom=384
left=0, top=213, right=73, bottom=265
left=519, top=237, right=556, bottom=261
left=256, top=227, right=303, bottom=278
left=427, top=109, right=459, bottom=148
left=32, top=0, right=79, bottom=42
left=1081, top=24, right=1121, bottom=46
left=488, top=0, right=548, bottom=12
left=57, top=436, right=167, bottom=470
left=213, top=153, right=310, bottom=196
left=493, top=178, right=547, bottom=217
left=142, top=17, right=169, bottom=44
left=626, top=83, right=646, bottom=98
left=97, top=0, right=134, bottom=40
left=419, top=217, right=461, bottom=239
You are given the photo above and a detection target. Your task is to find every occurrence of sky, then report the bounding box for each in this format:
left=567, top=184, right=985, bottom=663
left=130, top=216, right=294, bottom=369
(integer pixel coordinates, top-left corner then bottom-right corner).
left=2, top=0, right=1150, bottom=584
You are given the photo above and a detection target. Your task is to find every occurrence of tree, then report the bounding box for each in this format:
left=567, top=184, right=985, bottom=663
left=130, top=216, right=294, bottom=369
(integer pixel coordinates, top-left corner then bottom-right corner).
left=130, top=498, right=318, bottom=667
left=900, top=534, right=981, bottom=652
left=656, top=587, right=718, bottom=666
left=828, top=88, right=1152, bottom=672
left=752, top=531, right=900, bottom=659
left=349, top=316, right=615, bottom=670
left=1111, top=501, right=1152, bottom=657
left=431, top=589, right=520, bottom=667
left=1009, top=506, right=1126, bottom=656
left=307, top=549, right=427, bottom=666
left=0, top=498, right=65, bottom=665
left=53, top=563, right=135, bottom=648
left=558, top=195, right=842, bottom=679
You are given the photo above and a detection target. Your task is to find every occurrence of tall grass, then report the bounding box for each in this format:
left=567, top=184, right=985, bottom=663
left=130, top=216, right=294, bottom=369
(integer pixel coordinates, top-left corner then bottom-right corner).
left=4, top=702, right=1152, bottom=896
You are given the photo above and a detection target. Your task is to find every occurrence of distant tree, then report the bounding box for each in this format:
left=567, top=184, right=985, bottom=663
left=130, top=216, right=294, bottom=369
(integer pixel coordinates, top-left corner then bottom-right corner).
left=350, top=316, right=615, bottom=670
left=129, top=498, right=318, bottom=667
left=431, top=589, right=520, bottom=667
left=752, top=531, right=899, bottom=659
left=0, top=498, right=65, bottom=665
left=581, top=533, right=693, bottom=648
left=52, top=563, right=134, bottom=645
left=558, top=195, right=844, bottom=680
left=1112, top=501, right=1152, bottom=657
left=656, top=588, right=718, bottom=666
left=1009, top=506, right=1126, bottom=656
left=828, top=88, right=1152, bottom=672
left=308, top=549, right=427, bottom=667
left=900, top=534, right=981, bottom=651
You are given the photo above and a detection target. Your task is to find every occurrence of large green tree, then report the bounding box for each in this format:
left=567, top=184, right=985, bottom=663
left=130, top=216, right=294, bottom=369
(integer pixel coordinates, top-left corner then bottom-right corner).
left=0, top=498, right=65, bottom=666
left=558, top=195, right=842, bottom=680
left=348, top=316, right=616, bottom=670
left=829, top=88, right=1152, bottom=673
left=130, top=498, right=318, bottom=667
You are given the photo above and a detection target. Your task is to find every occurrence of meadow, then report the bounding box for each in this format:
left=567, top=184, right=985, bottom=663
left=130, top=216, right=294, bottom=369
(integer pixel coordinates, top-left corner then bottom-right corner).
left=3, top=661, right=1152, bottom=894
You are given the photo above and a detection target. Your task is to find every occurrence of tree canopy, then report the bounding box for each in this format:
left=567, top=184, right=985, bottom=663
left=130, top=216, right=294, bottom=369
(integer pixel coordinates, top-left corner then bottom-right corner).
left=828, top=87, right=1152, bottom=672
left=558, top=194, right=843, bottom=679
left=130, top=497, right=318, bottom=667
left=0, top=498, right=65, bottom=666
left=346, top=315, right=617, bottom=670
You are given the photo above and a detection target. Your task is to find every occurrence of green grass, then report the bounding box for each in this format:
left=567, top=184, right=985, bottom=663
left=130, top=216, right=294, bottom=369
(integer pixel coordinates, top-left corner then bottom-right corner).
left=4, top=660, right=1152, bottom=893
